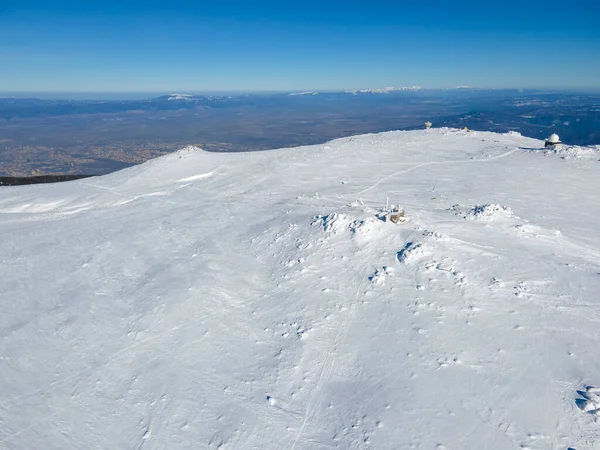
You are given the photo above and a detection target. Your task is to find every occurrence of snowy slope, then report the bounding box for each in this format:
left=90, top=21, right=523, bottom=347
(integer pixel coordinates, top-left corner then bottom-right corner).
left=1, top=129, right=600, bottom=450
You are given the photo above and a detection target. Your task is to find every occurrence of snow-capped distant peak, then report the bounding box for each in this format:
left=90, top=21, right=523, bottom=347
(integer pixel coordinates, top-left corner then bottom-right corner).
left=167, top=94, right=194, bottom=101
left=288, top=91, right=319, bottom=96
left=345, top=86, right=422, bottom=94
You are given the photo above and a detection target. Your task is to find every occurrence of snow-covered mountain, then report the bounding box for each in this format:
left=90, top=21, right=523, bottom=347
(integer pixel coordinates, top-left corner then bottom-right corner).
left=1, top=129, right=600, bottom=449
left=167, top=94, right=195, bottom=101
left=345, top=86, right=423, bottom=94
left=288, top=87, right=424, bottom=96
left=288, top=91, right=319, bottom=96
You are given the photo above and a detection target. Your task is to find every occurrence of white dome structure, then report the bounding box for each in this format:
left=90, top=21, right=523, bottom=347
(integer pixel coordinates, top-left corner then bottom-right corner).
left=545, top=133, right=561, bottom=147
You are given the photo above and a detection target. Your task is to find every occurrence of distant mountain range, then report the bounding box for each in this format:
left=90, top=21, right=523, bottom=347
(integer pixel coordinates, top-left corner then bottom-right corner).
left=161, top=86, right=424, bottom=101
left=0, top=89, right=427, bottom=120
left=344, top=86, right=422, bottom=94
left=0, top=87, right=546, bottom=120
left=0, top=88, right=428, bottom=119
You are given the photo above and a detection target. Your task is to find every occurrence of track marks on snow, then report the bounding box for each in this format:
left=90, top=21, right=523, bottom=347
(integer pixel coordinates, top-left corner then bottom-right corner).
left=352, top=147, right=521, bottom=196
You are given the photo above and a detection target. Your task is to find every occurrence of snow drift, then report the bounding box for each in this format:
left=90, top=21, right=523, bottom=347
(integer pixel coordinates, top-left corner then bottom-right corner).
left=1, top=129, right=599, bottom=449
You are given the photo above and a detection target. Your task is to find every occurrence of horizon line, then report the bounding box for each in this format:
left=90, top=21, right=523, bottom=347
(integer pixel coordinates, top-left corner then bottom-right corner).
left=2, top=86, right=600, bottom=97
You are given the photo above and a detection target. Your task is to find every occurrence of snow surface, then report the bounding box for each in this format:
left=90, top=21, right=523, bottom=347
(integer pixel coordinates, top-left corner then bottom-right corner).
left=1, top=128, right=600, bottom=449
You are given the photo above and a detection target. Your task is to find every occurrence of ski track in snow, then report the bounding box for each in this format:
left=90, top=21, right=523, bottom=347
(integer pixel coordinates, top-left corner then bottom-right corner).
left=290, top=270, right=368, bottom=450
left=1, top=129, right=599, bottom=449
left=352, top=146, right=521, bottom=196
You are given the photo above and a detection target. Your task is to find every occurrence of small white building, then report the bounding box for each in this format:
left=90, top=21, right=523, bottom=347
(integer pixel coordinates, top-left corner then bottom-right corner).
left=545, top=133, right=561, bottom=147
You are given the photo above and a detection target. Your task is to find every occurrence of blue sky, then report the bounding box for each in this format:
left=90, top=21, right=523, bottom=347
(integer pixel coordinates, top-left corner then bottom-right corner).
left=1, top=0, right=599, bottom=92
